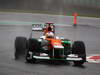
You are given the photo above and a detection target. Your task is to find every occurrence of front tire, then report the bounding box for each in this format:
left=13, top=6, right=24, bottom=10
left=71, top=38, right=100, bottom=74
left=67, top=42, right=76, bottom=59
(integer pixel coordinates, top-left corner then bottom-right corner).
left=26, top=38, right=40, bottom=63
left=72, top=41, right=86, bottom=65
left=15, top=37, right=27, bottom=59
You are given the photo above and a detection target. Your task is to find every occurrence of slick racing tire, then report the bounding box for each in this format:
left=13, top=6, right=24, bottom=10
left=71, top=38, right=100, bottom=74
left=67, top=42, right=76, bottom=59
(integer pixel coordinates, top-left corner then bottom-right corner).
left=72, top=41, right=86, bottom=65
left=15, top=37, right=27, bottom=60
left=26, top=38, right=40, bottom=63
left=28, top=38, right=41, bottom=52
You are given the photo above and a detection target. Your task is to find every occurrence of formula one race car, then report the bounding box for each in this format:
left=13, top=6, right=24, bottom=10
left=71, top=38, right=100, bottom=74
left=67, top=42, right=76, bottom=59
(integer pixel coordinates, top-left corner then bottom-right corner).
left=15, top=23, right=86, bottom=65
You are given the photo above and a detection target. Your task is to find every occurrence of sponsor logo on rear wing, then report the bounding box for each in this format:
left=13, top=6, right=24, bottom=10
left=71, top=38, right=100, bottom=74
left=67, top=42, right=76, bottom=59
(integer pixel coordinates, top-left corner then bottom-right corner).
left=32, top=23, right=55, bottom=31
left=32, top=24, right=44, bottom=31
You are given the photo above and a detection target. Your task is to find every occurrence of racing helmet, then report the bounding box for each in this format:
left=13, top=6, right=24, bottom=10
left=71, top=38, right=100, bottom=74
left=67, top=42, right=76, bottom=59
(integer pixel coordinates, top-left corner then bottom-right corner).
left=46, top=32, right=54, bottom=38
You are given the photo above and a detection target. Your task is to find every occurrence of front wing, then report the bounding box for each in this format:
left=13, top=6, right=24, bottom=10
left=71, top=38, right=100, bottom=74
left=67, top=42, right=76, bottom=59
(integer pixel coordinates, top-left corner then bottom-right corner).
left=27, top=52, right=82, bottom=61
left=33, top=56, right=82, bottom=61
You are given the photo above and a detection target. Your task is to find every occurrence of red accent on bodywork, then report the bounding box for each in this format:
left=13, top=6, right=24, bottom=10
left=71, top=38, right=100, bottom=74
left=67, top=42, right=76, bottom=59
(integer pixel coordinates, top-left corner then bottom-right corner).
left=46, top=38, right=62, bottom=49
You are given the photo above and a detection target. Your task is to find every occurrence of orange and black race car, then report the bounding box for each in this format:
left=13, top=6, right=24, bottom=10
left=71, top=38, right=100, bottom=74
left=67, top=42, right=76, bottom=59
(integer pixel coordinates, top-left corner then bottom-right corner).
left=15, top=23, right=86, bottom=65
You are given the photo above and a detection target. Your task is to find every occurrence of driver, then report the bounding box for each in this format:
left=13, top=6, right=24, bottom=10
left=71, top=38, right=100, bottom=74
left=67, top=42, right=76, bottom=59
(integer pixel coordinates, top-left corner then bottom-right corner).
left=45, top=32, right=54, bottom=38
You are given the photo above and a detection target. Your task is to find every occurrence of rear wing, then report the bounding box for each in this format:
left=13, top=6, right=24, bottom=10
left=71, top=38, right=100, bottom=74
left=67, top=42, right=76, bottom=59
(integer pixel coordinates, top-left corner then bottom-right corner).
left=32, top=23, right=55, bottom=33
left=32, top=24, right=44, bottom=31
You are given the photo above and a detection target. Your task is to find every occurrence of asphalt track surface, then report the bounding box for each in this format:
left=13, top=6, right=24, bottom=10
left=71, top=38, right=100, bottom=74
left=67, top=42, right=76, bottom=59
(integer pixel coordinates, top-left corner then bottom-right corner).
left=0, top=12, right=100, bottom=75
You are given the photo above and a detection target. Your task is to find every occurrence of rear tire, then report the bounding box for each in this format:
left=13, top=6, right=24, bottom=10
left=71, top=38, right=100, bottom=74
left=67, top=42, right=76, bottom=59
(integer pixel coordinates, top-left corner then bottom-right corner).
left=72, top=41, right=86, bottom=65
left=15, top=37, right=27, bottom=59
